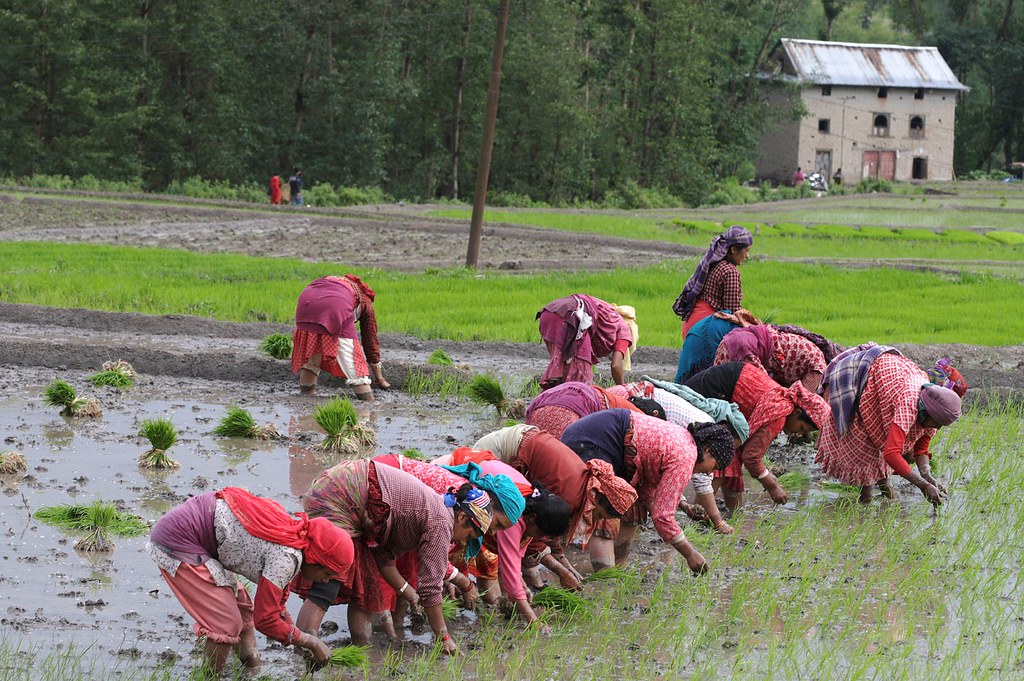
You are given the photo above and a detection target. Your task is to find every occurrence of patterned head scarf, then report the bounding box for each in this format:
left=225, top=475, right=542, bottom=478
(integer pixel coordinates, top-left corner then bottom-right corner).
left=748, top=380, right=830, bottom=436
left=440, top=462, right=526, bottom=523
left=672, top=226, right=753, bottom=319
left=688, top=422, right=735, bottom=470
left=444, top=485, right=492, bottom=557
left=573, top=459, right=638, bottom=548
left=927, top=358, right=967, bottom=398
left=611, top=304, right=639, bottom=371
left=919, top=384, right=962, bottom=426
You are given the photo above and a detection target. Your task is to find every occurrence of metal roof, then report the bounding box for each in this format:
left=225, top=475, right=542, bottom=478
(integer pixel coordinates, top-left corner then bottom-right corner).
left=780, top=39, right=968, bottom=91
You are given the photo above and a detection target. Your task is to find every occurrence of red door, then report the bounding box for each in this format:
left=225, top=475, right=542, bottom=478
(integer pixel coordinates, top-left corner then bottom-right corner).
left=879, top=151, right=897, bottom=180
left=862, top=151, right=879, bottom=178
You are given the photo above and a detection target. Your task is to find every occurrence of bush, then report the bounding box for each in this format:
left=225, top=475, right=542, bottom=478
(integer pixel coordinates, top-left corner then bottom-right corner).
left=855, top=177, right=893, bottom=193
left=702, top=179, right=755, bottom=207
left=164, top=176, right=265, bottom=202
left=488, top=191, right=547, bottom=208
left=2, top=174, right=143, bottom=193
left=722, top=220, right=768, bottom=235
left=602, top=181, right=681, bottom=209
left=304, top=183, right=391, bottom=207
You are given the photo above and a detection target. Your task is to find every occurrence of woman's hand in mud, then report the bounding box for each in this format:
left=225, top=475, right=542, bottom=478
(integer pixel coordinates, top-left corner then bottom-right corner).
left=402, top=587, right=421, bottom=608
left=297, top=632, right=331, bottom=665
left=763, top=476, right=788, bottom=505
left=920, top=482, right=943, bottom=506
left=712, top=519, right=735, bottom=535
left=528, top=618, right=552, bottom=636
left=686, top=552, right=709, bottom=575
left=438, top=635, right=460, bottom=656
left=925, top=475, right=947, bottom=495
left=679, top=501, right=707, bottom=520
left=459, top=582, right=479, bottom=610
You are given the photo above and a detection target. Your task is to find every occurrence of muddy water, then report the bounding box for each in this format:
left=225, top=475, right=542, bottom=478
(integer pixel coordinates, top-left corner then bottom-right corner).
left=0, top=379, right=487, bottom=678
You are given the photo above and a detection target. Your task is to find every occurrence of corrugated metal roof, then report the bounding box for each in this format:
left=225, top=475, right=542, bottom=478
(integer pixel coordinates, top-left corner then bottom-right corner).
left=781, top=39, right=968, bottom=91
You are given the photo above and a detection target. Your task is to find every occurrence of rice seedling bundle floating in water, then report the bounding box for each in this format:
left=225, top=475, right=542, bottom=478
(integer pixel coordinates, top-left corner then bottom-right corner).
left=138, top=418, right=180, bottom=469
left=0, top=450, right=27, bottom=474
left=326, top=645, right=370, bottom=668
left=427, top=348, right=454, bottom=366
left=213, top=406, right=279, bottom=440
left=259, top=333, right=293, bottom=360
left=314, top=397, right=376, bottom=453
left=466, top=374, right=526, bottom=419
left=778, top=471, right=811, bottom=490
left=43, top=379, right=102, bottom=417
left=532, top=587, right=590, bottom=616
left=34, top=500, right=148, bottom=552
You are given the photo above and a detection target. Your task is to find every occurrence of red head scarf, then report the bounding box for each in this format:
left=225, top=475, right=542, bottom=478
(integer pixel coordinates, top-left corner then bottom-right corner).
left=573, top=460, right=638, bottom=547
left=343, top=274, right=376, bottom=303
left=747, top=380, right=830, bottom=435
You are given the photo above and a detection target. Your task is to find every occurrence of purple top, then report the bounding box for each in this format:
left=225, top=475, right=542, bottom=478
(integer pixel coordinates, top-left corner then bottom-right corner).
left=560, top=408, right=633, bottom=479
left=295, top=277, right=358, bottom=338
left=149, top=492, right=219, bottom=565
left=720, top=325, right=774, bottom=364
left=526, top=381, right=603, bottom=420
left=538, top=294, right=630, bottom=364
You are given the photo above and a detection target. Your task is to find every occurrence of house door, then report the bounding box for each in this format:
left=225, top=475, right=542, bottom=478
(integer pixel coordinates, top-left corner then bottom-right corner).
left=912, top=157, right=928, bottom=180
left=862, top=151, right=879, bottom=178
left=879, top=151, right=897, bottom=180
left=815, top=150, right=832, bottom=180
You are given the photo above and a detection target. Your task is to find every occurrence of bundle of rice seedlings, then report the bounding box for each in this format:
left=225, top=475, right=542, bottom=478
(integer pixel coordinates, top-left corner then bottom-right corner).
left=465, top=374, right=526, bottom=419
left=0, top=450, right=27, bottom=474
left=587, top=566, right=634, bottom=582
left=138, top=418, right=180, bottom=469
left=212, top=407, right=280, bottom=440
left=778, top=471, right=811, bottom=489
left=102, top=360, right=137, bottom=377
left=326, top=645, right=370, bottom=668
left=88, top=368, right=134, bottom=389
left=259, top=333, right=293, bottom=360
left=531, top=587, right=590, bottom=616
left=400, top=448, right=428, bottom=461
left=441, top=597, right=460, bottom=619
left=822, top=481, right=861, bottom=494
left=34, top=500, right=148, bottom=552
left=314, top=397, right=376, bottom=453
left=427, top=349, right=454, bottom=366
left=43, top=380, right=102, bottom=417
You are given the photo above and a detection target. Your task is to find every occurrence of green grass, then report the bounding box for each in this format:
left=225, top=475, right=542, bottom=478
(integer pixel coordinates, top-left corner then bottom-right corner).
left=3, top=242, right=1024, bottom=347
left=88, top=368, right=133, bottom=388
left=327, top=645, right=371, bottom=668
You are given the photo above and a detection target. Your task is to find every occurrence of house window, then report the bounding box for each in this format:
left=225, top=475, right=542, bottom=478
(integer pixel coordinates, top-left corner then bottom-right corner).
left=909, top=115, right=925, bottom=139
left=822, top=85, right=832, bottom=96
left=878, top=87, right=888, bottom=98
left=873, top=113, right=890, bottom=136
left=818, top=119, right=831, bottom=134
left=914, top=88, right=925, bottom=100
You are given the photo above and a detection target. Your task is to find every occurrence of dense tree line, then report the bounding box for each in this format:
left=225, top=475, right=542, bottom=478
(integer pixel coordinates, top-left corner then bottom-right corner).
left=0, top=1, right=1020, bottom=205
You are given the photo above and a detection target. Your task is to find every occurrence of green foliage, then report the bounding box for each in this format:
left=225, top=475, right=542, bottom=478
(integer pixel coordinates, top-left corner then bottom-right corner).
left=427, top=349, right=454, bottom=366
left=314, top=398, right=375, bottom=452
left=441, top=598, right=460, bottom=620
left=771, top=223, right=809, bottom=236
left=985, top=231, right=1024, bottom=246
left=304, top=184, right=391, bottom=207
left=894, top=228, right=942, bottom=241
left=402, top=369, right=471, bottom=399
left=163, top=177, right=266, bottom=203
left=88, top=369, right=133, bottom=389
left=327, top=646, right=370, bottom=668
left=139, top=418, right=178, bottom=452
left=703, top=179, right=755, bottom=207
left=602, top=181, right=681, bottom=210
left=34, top=500, right=148, bottom=537
left=807, top=224, right=860, bottom=238
left=532, top=587, right=590, bottom=616
left=213, top=407, right=257, bottom=438
left=44, top=380, right=78, bottom=411
left=466, top=375, right=526, bottom=420
left=259, top=333, right=293, bottom=360
left=941, top=229, right=990, bottom=244
left=400, top=448, right=429, bottom=461
left=667, top=219, right=722, bottom=235
left=777, top=471, right=811, bottom=489
left=855, top=178, right=893, bottom=194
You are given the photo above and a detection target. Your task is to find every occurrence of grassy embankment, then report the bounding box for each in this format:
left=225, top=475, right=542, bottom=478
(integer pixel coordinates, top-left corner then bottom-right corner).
left=2, top=242, right=1023, bottom=346
left=2, top=401, right=1020, bottom=680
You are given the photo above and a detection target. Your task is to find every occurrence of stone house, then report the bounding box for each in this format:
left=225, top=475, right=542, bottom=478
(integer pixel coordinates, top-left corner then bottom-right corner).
left=756, top=39, right=968, bottom=185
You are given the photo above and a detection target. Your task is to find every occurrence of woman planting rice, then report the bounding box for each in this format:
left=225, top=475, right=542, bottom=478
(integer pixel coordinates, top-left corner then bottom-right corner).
left=525, top=380, right=657, bottom=439
left=674, top=309, right=759, bottom=383
left=294, top=459, right=489, bottom=655
left=536, top=294, right=637, bottom=388
left=560, top=409, right=735, bottom=573
left=713, top=324, right=828, bottom=392
left=146, top=487, right=353, bottom=674
left=291, top=274, right=390, bottom=400
left=815, top=348, right=962, bottom=504
left=672, top=226, right=753, bottom=338
left=684, top=362, right=829, bottom=512
left=465, top=426, right=638, bottom=573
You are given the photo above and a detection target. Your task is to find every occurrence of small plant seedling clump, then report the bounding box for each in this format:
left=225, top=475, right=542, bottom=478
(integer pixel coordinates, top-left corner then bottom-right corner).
left=401, top=448, right=429, bottom=461
left=314, top=397, right=376, bottom=453
left=213, top=407, right=280, bottom=440
left=43, top=379, right=102, bottom=417
left=138, top=418, right=180, bottom=469
left=35, top=500, right=148, bottom=552
left=778, top=471, right=811, bottom=490
left=427, top=348, right=454, bottom=366
left=327, top=645, right=370, bottom=668
left=466, top=374, right=526, bottom=420
left=259, top=333, right=293, bottom=360
left=0, top=450, right=27, bottom=474
left=89, top=360, right=137, bottom=389
left=532, top=586, right=590, bottom=616
left=441, top=597, right=460, bottom=619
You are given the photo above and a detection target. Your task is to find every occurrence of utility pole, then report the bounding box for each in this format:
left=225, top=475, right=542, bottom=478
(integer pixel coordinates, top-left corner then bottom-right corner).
left=465, top=0, right=511, bottom=268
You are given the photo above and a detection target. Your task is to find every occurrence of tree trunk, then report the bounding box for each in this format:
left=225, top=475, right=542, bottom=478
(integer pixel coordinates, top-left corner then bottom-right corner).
left=449, top=0, right=473, bottom=199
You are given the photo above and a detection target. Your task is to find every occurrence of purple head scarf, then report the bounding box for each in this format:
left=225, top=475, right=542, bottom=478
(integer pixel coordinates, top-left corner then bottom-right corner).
left=672, top=226, right=753, bottom=319
left=918, top=384, right=962, bottom=427
left=720, top=325, right=774, bottom=364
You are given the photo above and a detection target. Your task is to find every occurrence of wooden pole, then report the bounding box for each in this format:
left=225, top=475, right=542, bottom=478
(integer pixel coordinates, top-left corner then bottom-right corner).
left=466, top=0, right=511, bottom=268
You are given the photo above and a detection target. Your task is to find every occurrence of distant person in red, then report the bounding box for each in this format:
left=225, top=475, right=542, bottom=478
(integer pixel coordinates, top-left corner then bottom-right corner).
left=268, top=176, right=282, bottom=205
left=792, top=167, right=805, bottom=186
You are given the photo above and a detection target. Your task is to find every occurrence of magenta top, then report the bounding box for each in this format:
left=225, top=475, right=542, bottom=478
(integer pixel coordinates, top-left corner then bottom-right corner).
left=149, top=492, right=219, bottom=565
left=526, top=381, right=603, bottom=420
left=294, top=276, right=358, bottom=338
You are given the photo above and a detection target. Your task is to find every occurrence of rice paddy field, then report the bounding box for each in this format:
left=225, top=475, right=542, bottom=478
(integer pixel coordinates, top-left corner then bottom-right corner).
left=1, top=182, right=1023, bottom=679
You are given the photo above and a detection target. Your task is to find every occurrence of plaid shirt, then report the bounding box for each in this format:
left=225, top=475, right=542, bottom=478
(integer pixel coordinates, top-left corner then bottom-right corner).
left=699, top=260, right=743, bottom=311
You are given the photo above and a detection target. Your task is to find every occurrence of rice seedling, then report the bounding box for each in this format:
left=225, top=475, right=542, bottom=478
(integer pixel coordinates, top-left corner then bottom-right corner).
left=137, top=417, right=180, bottom=469
left=777, top=471, right=811, bottom=489
left=402, top=368, right=472, bottom=398
left=532, top=587, right=590, bottom=616
left=820, top=481, right=861, bottom=494
left=212, top=406, right=279, bottom=440
left=0, top=450, right=26, bottom=474
left=314, top=397, right=376, bottom=453
left=441, top=597, right=460, bottom=619
left=88, top=360, right=135, bottom=388
left=259, top=332, right=293, bottom=360
left=465, top=374, right=526, bottom=419
left=43, top=379, right=102, bottom=417
left=34, top=500, right=148, bottom=552
left=401, top=447, right=429, bottom=461
left=326, top=645, right=370, bottom=668
left=101, top=359, right=137, bottom=377
left=428, top=348, right=454, bottom=366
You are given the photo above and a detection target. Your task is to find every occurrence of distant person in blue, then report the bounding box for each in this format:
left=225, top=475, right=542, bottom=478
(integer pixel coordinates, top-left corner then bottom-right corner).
left=289, top=168, right=303, bottom=206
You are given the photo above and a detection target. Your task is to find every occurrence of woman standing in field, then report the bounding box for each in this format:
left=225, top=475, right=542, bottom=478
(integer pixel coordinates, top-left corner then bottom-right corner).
left=146, top=487, right=354, bottom=674
left=294, top=459, right=490, bottom=655
left=684, top=361, right=829, bottom=512
left=560, top=409, right=735, bottom=573
left=536, top=294, right=637, bottom=389
left=524, top=380, right=656, bottom=439
left=714, top=324, right=828, bottom=392
left=291, top=274, right=390, bottom=400
left=816, top=348, right=962, bottom=504
left=672, top=226, right=753, bottom=338
left=465, top=425, right=639, bottom=572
